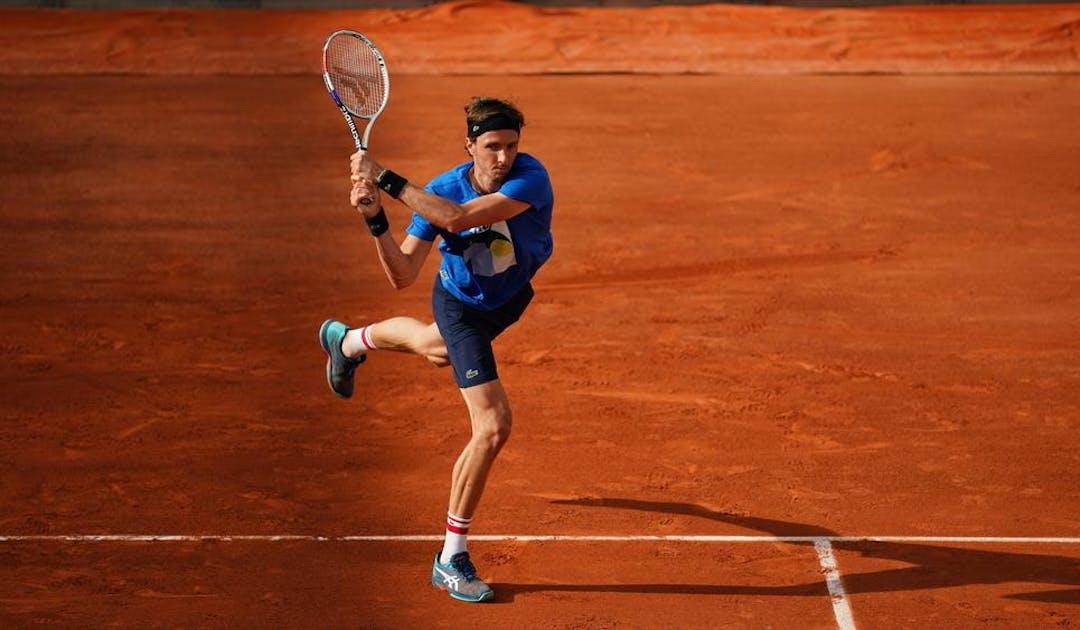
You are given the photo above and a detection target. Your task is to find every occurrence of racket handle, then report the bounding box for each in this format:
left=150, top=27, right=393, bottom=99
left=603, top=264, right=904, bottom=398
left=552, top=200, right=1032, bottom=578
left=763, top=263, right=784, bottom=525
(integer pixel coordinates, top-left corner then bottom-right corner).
left=354, top=132, right=371, bottom=204
left=356, top=143, right=373, bottom=205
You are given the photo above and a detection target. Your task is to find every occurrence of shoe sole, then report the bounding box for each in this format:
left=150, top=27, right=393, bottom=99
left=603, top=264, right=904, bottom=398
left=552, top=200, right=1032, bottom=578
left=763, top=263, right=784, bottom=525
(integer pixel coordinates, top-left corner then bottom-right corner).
left=318, top=319, right=351, bottom=400
left=318, top=319, right=335, bottom=355
left=433, top=583, right=495, bottom=603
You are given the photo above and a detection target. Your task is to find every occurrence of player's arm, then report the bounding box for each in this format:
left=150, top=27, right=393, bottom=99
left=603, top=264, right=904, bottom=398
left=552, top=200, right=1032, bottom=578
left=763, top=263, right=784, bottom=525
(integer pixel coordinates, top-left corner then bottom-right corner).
left=351, top=179, right=433, bottom=290
left=399, top=188, right=529, bottom=233
left=373, top=232, right=433, bottom=290
left=350, top=151, right=530, bottom=232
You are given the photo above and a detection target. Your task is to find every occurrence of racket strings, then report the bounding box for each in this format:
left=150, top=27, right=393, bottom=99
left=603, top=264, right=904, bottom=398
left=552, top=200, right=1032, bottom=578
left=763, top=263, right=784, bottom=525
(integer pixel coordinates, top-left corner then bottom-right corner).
left=325, top=36, right=387, bottom=118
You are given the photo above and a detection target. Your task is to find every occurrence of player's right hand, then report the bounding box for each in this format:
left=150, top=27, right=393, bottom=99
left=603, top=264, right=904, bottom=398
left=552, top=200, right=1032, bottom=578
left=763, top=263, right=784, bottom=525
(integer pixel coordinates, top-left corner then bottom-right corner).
left=350, top=150, right=382, bottom=183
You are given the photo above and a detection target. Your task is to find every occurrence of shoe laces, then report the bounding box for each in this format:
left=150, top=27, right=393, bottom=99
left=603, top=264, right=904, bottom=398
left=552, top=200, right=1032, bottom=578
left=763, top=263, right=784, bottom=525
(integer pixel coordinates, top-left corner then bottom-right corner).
left=449, top=552, right=478, bottom=582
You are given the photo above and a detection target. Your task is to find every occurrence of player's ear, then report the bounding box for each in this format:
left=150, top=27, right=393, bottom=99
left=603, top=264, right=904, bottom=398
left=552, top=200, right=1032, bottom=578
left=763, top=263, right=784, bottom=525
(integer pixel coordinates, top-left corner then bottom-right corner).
left=464, top=138, right=476, bottom=157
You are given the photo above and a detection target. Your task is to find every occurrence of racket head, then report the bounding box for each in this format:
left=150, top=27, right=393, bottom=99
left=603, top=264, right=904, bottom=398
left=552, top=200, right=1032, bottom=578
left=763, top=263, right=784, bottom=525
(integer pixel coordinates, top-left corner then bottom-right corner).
left=322, top=30, right=390, bottom=122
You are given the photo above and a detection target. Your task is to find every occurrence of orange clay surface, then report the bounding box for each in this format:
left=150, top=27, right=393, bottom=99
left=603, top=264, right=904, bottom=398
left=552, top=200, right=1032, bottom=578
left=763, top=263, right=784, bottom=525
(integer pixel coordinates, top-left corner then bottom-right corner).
left=1, top=4, right=1079, bottom=629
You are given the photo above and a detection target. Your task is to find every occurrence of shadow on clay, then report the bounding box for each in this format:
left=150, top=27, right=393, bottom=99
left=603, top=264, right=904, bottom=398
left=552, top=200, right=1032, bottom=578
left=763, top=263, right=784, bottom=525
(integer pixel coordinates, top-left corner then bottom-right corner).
left=493, top=498, right=1080, bottom=605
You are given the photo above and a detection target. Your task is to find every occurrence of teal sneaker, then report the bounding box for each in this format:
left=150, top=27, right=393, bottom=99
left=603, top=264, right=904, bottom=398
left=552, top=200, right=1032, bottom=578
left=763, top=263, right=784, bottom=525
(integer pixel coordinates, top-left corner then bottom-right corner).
left=431, top=552, right=494, bottom=603
left=318, top=319, right=365, bottom=399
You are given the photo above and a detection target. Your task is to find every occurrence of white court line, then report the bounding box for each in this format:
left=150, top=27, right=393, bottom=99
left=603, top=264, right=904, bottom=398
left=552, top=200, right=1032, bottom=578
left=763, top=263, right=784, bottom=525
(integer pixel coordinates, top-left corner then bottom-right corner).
left=5, top=534, right=1078, bottom=630
left=815, top=538, right=857, bottom=630
left=2, top=534, right=1079, bottom=543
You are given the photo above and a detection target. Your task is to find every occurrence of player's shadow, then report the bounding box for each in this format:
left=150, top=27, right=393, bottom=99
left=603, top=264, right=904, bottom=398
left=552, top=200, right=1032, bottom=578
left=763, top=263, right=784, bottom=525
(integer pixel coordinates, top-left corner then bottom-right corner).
left=494, top=498, right=1080, bottom=605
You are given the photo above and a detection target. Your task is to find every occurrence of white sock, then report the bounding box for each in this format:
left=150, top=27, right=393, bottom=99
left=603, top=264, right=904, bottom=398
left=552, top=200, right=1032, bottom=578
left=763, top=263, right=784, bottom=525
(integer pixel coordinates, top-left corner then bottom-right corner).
left=343, top=325, right=377, bottom=359
left=357, top=325, right=377, bottom=351
left=440, top=512, right=472, bottom=564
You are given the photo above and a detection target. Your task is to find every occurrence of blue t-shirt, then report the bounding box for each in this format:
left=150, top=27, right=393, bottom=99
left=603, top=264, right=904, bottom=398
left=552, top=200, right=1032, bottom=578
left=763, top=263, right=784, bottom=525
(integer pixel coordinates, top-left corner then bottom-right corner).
left=406, top=153, right=554, bottom=310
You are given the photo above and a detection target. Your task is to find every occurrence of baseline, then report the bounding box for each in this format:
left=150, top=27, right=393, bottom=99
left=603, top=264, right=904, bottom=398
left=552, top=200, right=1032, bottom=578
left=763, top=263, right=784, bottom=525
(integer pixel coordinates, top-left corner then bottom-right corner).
left=2, top=534, right=1079, bottom=543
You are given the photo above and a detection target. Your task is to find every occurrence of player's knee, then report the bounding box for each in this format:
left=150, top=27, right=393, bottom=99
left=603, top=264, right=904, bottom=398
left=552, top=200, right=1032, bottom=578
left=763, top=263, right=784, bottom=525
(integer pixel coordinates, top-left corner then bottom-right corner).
left=472, top=405, right=512, bottom=455
left=476, top=423, right=511, bottom=456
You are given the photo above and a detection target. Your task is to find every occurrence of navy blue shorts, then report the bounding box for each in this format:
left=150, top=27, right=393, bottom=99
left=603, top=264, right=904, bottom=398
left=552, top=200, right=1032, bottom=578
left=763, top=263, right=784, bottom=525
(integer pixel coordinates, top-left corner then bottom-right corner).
left=432, top=280, right=534, bottom=388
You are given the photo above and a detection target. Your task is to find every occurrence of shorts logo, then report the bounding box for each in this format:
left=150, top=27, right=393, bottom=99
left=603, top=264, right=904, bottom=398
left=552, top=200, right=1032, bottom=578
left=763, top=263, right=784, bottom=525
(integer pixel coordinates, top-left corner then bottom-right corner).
left=465, top=369, right=479, bottom=379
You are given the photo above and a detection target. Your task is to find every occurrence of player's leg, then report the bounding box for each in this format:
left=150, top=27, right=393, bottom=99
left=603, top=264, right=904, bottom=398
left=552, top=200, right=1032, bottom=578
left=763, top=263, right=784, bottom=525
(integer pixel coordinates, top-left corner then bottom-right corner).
left=447, top=378, right=512, bottom=519
left=429, top=282, right=535, bottom=602
left=434, top=280, right=532, bottom=529
left=319, top=316, right=448, bottom=399
left=341, top=317, right=449, bottom=367
left=431, top=378, right=508, bottom=603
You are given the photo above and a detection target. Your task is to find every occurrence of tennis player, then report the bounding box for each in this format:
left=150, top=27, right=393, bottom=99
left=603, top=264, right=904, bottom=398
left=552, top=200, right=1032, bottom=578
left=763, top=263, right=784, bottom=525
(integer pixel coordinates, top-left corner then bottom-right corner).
left=318, top=97, right=554, bottom=603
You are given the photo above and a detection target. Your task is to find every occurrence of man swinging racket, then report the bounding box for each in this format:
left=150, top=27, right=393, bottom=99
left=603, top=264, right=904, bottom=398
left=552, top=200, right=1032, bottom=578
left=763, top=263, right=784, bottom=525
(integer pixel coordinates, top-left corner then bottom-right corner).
left=319, top=97, right=554, bottom=603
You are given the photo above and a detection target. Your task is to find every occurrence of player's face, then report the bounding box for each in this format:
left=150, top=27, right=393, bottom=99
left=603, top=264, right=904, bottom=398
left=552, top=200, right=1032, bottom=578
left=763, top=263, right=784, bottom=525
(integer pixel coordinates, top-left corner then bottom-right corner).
left=467, top=129, right=520, bottom=186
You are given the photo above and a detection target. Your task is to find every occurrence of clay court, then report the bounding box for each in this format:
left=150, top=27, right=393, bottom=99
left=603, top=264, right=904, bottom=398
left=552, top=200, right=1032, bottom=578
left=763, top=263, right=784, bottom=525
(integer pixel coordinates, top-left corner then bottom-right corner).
left=1, top=3, right=1079, bottom=628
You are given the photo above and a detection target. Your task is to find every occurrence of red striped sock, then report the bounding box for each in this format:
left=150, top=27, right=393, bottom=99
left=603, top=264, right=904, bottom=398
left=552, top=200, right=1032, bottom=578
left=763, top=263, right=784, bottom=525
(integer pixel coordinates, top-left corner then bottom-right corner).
left=440, top=512, right=472, bottom=564
left=357, top=325, right=377, bottom=351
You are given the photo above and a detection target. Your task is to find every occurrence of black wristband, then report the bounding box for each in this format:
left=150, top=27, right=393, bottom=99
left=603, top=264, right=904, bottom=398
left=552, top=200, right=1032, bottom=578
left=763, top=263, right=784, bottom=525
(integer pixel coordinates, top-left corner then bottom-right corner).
left=376, top=169, right=408, bottom=199
left=365, top=207, right=390, bottom=237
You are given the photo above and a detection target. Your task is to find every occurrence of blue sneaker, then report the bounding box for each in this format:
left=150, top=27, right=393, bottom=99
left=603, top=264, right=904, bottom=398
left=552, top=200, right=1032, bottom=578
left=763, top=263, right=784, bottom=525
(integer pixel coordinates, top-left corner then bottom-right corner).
left=318, top=319, right=365, bottom=399
left=431, top=551, right=494, bottom=603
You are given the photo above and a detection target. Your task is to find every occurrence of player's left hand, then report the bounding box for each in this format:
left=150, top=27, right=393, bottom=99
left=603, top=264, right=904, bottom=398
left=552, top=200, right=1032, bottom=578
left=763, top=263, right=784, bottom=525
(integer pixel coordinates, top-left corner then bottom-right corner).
left=350, top=150, right=383, bottom=184
left=351, top=178, right=381, bottom=214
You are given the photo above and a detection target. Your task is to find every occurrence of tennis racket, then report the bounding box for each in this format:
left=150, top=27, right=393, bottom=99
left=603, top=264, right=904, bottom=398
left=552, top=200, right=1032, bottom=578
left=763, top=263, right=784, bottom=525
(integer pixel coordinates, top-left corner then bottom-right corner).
left=322, top=30, right=390, bottom=205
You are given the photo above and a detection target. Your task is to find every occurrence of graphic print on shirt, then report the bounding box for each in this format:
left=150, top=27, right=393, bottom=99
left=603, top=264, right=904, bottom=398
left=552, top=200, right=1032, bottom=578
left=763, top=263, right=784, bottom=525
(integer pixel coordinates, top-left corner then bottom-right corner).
left=462, top=221, right=516, bottom=277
